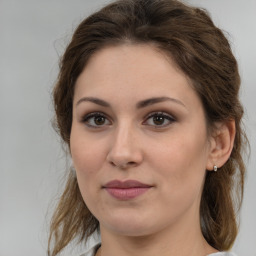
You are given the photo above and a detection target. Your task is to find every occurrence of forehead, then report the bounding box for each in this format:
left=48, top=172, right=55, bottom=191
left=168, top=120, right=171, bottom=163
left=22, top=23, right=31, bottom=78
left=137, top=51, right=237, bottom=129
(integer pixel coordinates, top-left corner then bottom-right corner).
left=74, top=44, right=201, bottom=109
left=78, top=43, right=186, bottom=82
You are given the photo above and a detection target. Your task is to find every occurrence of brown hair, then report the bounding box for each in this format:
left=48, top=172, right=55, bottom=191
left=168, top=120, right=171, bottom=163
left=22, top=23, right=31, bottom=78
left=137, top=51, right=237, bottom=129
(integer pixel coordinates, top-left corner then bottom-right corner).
left=48, top=0, right=248, bottom=255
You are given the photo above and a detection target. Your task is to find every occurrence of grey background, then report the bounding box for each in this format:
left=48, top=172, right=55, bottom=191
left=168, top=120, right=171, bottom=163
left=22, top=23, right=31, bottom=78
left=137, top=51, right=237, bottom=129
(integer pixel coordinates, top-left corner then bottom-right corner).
left=1, top=0, right=255, bottom=255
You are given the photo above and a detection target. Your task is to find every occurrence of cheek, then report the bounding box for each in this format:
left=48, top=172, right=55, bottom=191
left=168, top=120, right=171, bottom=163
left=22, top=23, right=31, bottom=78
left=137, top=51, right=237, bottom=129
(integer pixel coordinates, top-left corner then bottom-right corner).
left=70, top=132, right=106, bottom=213
left=149, top=132, right=208, bottom=171
left=147, top=126, right=209, bottom=194
left=70, top=127, right=107, bottom=187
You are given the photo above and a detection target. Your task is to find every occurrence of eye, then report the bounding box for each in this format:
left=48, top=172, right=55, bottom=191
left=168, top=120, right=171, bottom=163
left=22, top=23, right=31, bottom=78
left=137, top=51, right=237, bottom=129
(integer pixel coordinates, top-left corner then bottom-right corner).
left=82, top=112, right=111, bottom=128
left=143, top=112, right=175, bottom=127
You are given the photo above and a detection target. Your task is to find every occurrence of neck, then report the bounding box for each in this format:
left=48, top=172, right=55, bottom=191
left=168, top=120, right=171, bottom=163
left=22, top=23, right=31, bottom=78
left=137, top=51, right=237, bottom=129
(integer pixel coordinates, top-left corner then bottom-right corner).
left=98, top=216, right=217, bottom=256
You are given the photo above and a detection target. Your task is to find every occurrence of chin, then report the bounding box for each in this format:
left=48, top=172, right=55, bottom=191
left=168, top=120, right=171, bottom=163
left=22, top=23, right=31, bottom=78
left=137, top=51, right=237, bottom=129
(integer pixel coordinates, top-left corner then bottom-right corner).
left=108, top=225, right=154, bottom=237
left=100, top=213, right=159, bottom=237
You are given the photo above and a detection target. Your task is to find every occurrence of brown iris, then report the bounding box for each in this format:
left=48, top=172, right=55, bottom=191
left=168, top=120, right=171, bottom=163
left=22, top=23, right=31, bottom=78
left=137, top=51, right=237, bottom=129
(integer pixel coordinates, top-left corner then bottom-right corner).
left=94, top=115, right=106, bottom=125
left=153, top=115, right=165, bottom=125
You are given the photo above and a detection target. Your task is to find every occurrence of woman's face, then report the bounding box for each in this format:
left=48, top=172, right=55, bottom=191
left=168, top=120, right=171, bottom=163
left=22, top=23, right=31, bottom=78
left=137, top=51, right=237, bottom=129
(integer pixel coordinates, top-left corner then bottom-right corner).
left=70, top=44, right=213, bottom=237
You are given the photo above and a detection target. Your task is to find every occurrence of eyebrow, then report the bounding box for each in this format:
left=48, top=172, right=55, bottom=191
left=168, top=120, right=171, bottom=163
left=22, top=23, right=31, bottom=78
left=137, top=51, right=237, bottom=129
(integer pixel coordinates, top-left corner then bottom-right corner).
left=136, top=96, right=186, bottom=109
left=76, top=96, right=186, bottom=109
left=76, top=97, right=110, bottom=107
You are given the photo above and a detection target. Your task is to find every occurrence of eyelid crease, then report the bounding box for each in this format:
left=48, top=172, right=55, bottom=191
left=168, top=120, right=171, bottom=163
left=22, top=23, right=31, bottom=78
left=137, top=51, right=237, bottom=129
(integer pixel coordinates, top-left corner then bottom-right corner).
left=145, top=111, right=175, bottom=118
left=82, top=111, right=108, bottom=121
left=144, top=111, right=176, bottom=122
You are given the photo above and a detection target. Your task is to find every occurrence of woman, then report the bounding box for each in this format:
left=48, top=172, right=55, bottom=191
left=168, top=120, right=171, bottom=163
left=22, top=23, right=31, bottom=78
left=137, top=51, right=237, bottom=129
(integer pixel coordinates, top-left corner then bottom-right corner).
left=48, top=0, right=248, bottom=255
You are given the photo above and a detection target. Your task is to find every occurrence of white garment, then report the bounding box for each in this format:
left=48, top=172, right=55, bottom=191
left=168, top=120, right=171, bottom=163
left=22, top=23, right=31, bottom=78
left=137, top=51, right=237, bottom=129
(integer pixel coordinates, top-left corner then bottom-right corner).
left=79, top=243, right=237, bottom=256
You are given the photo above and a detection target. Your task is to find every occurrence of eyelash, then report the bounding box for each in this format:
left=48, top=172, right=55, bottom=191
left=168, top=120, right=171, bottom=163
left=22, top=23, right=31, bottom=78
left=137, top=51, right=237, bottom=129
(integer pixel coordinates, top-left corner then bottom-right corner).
left=81, top=111, right=176, bottom=129
left=82, top=112, right=111, bottom=128
left=143, top=112, right=176, bottom=128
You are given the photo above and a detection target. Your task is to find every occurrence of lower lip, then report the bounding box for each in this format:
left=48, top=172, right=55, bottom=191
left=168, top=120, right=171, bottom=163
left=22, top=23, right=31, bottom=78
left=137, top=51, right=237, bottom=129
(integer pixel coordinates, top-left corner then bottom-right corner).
left=104, top=187, right=151, bottom=200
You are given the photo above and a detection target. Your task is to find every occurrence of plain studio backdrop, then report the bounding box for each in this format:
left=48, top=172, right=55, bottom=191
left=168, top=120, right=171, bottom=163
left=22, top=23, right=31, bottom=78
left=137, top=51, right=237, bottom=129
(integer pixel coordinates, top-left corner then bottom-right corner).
left=1, top=0, right=255, bottom=255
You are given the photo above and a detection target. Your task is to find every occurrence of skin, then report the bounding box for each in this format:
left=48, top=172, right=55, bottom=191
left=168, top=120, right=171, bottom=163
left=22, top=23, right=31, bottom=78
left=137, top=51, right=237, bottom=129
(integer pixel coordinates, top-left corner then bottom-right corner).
left=70, top=44, right=234, bottom=256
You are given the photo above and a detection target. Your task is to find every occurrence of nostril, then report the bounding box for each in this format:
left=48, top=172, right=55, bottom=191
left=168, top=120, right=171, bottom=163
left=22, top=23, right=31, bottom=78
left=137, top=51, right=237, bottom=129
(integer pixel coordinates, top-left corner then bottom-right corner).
left=127, top=161, right=137, bottom=166
left=110, top=161, right=137, bottom=169
left=110, top=161, right=116, bottom=167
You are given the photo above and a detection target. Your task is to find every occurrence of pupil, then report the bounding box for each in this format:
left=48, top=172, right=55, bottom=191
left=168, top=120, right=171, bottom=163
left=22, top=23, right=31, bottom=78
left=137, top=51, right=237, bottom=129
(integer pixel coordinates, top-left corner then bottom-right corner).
left=153, top=116, right=164, bottom=125
left=95, top=116, right=105, bottom=125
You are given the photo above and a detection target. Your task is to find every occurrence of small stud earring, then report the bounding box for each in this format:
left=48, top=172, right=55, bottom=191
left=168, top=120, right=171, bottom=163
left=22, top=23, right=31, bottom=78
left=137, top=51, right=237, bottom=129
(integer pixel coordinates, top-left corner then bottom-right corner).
left=213, top=165, right=218, bottom=172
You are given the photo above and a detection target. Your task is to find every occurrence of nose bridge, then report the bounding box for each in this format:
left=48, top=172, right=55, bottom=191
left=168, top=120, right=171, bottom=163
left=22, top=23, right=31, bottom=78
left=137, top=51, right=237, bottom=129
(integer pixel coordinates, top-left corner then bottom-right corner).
left=113, top=120, right=134, bottom=152
left=107, top=119, right=142, bottom=168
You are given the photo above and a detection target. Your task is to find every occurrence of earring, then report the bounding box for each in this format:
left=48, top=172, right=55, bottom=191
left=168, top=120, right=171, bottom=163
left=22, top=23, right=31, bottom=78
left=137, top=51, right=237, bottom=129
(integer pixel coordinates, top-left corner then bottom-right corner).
left=213, top=165, right=218, bottom=172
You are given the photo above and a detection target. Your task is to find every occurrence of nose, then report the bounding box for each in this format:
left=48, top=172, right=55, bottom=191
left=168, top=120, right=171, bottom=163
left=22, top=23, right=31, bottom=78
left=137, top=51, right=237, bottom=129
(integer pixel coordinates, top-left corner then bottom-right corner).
left=106, top=123, right=143, bottom=169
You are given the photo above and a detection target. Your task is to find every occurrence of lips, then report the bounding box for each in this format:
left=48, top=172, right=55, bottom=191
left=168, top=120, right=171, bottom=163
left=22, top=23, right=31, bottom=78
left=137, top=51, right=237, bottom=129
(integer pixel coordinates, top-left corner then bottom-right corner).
left=104, top=180, right=152, bottom=189
left=103, top=180, right=152, bottom=200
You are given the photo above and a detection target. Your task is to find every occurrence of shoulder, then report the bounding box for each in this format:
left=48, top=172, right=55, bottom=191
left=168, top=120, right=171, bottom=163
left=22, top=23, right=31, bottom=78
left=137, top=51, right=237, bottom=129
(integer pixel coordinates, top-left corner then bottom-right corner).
left=79, top=242, right=101, bottom=256
left=208, top=252, right=237, bottom=256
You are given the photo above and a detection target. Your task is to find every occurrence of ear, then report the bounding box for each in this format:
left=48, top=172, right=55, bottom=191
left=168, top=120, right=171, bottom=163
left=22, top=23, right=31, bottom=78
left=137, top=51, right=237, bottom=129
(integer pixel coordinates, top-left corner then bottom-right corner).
left=206, top=120, right=236, bottom=171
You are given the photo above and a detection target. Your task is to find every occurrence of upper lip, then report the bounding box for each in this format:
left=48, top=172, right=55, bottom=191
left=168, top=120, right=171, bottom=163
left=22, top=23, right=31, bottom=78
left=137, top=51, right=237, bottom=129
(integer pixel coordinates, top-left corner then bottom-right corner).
left=103, top=179, right=152, bottom=189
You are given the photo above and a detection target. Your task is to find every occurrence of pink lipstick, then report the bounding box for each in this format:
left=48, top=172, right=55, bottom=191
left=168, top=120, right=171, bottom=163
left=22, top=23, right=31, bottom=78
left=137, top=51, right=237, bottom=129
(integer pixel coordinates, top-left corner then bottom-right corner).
left=103, top=180, right=152, bottom=200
